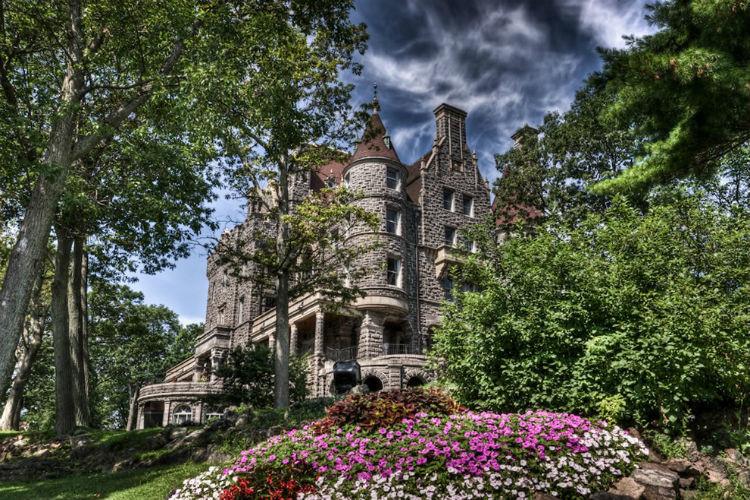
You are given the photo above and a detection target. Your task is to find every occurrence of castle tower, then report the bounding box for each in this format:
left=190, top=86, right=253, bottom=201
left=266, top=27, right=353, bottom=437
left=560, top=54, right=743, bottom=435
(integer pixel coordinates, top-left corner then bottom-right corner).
left=342, top=103, right=416, bottom=359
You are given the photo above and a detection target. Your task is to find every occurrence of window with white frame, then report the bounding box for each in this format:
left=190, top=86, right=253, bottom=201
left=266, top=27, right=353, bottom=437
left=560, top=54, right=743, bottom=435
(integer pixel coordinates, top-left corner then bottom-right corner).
left=385, top=207, right=401, bottom=235
left=386, top=257, right=401, bottom=287
left=386, top=167, right=401, bottom=190
left=444, top=226, right=457, bottom=247
left=172, top=405, right=193, bottom=425
left=462, top=195, right=474, bottom=217
left=443, top=188, right=455, bottom=211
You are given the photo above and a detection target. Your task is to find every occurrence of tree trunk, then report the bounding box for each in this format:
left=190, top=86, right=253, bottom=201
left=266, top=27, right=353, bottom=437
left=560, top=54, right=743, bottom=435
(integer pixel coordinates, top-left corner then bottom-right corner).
left=274, top=271, right=291, bottom=409
left=0, top=273, right=47, bottom=431
left=80, top=249, right=90, bottom=406
left=0, top=2, right=84, bottom=396
left=68, top=236, right=90, bottom=427
left=126, top=384, right=139, bottom=431
left=273, top=156, right=291, bottom=409
left=52, top=233, right=76, bottom=436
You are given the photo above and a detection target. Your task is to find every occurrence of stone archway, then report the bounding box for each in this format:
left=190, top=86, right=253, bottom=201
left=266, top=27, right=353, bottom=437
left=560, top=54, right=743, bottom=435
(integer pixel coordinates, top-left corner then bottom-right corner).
left=363, top=375, right=383, bottom=393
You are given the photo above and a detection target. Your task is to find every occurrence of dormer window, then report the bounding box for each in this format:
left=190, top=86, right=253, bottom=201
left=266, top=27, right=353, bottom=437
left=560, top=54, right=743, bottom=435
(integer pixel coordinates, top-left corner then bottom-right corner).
left=386, top=167, right=400, bottom=190
left=384, top=135, right=392, bottom=149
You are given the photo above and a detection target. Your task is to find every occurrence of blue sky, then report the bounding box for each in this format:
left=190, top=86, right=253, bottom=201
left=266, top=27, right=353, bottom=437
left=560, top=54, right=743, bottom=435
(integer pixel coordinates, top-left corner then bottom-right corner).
left=131, top=0, right=655, bottom=325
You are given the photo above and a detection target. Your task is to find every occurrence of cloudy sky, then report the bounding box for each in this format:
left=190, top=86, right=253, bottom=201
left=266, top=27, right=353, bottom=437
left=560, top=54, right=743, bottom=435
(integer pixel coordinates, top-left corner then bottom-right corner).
left=131, top=0, right=655, bottom=324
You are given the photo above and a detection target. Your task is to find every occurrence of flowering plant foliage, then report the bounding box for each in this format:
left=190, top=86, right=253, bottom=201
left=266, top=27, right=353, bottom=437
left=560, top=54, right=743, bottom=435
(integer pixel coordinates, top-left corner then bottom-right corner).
left=312, top=387, right=462, bottom=433
left=171, top=408, right=648, bottom=499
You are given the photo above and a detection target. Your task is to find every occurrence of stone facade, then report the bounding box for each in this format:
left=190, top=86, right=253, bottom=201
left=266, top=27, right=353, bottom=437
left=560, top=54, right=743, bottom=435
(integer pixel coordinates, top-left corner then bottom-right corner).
left=136, top=102, right=492, bottom=428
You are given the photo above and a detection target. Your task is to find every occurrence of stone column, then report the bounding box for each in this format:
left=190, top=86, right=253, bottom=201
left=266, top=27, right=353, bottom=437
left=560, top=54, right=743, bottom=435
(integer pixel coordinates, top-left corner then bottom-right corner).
left=162, top=401, right=172, bottom=427
left=209, top=349, right=225, bottom=383
left=314, top=311, right=324, bottom=356
left=136, top=404, right=145, bottom=430
left=290, top=323, right=298, bottom=356
left=357, top=311, right=384, bottom=359
left=312, top=311, right=325, bottom=397
left=194, top=402, right=204, bottom=425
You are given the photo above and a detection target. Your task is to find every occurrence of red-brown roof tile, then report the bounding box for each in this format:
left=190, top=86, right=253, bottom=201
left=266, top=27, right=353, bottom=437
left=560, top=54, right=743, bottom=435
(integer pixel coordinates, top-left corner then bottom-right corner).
left=350, top=112, right=400, bottom=163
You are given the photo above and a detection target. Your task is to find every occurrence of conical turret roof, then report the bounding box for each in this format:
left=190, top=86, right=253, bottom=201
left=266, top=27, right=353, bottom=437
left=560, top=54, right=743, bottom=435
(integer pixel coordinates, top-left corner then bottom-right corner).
left=350, top=111, right=401, bottom=163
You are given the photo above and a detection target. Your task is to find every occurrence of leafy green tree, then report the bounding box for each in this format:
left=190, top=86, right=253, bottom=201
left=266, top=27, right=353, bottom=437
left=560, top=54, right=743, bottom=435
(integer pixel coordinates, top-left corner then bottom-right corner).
left=0, top=0, right=364, bottom=424
left=87, top=283, right=197, bottom=429
left=205, top=2, right=372, bottom=409
left=494, top=76, right=641, bottom=227
left=205, top=344, right=308, bottom=410
left=434, top=193, right=750, bottom=432
left=594, top=0, right=750, bottom=194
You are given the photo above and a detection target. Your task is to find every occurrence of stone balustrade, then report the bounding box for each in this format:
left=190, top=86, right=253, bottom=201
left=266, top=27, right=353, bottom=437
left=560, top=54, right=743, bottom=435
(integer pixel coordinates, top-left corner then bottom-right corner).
left=138, top=381, right=224, bottom=401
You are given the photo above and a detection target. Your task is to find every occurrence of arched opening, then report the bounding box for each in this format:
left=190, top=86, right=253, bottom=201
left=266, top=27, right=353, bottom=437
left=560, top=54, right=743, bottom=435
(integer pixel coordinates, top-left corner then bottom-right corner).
left=142, top=401, right=164, bottom=428
left=363, top=375, right=383, bottom=393
left=406, top=376, right=425, bottom=388
left=172, top=404, right=193, bottom=426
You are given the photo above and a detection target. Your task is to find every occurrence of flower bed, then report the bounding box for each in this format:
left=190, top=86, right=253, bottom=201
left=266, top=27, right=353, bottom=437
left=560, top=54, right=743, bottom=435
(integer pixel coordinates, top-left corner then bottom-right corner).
left=170, top=390, right=648, bottom=499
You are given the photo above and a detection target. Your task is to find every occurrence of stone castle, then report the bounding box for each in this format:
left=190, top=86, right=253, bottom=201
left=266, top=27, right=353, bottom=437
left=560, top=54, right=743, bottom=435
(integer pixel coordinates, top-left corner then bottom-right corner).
left=136, top=101, right=492, bottom=428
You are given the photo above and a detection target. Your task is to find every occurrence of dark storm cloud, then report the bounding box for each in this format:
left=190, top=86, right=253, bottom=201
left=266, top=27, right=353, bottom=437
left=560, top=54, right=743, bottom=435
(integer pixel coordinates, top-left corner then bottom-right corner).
left=349, top=0, right=654, bottom=182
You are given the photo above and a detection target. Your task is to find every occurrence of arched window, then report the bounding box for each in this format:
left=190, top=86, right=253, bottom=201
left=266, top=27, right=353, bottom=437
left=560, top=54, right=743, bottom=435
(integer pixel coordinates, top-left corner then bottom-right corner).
left=172, top=405, right=193, bottom=425
left=406, top=376, right=425, bottom=388
left=363, top=375, right=383, bottom=393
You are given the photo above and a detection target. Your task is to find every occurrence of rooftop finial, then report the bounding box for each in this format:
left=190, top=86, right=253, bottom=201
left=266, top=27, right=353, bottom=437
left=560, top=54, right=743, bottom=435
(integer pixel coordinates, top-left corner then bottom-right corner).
left=372, top=82, right=380, bottom=112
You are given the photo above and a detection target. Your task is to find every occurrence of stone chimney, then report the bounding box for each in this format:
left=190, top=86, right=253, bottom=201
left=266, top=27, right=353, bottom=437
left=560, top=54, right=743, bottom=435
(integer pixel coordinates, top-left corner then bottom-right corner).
left=511, top=124, right=539, bottom=148
left=434, top=103, right=468, bottom=163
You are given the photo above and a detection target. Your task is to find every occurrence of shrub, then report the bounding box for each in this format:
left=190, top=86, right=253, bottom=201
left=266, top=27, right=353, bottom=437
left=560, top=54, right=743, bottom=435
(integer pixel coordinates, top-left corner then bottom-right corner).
left=312, top=387, right=461, bottom=433
left=204, top=344, right=308, bottom=409
left=433, top=195, right=750, bottom=432
left=171, top=406, right=648, bottom=499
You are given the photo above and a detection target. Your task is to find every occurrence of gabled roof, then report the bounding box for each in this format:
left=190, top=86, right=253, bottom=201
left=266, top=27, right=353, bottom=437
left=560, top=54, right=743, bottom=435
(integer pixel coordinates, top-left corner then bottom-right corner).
left=350, top=112, right=400, bottom=163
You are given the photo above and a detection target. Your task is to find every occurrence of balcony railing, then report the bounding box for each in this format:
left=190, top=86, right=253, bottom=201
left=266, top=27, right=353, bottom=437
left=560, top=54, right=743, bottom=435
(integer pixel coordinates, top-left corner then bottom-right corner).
left=383, top=343, right=421, bottom=356
left=325, top=346, right=358, bottom=361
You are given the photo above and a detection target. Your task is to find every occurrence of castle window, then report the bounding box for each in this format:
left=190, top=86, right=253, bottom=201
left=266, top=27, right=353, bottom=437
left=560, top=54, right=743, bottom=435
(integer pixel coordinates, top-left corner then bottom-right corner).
left=385, top=208, right=401, bottom=235
left=172, top=405, right=193, bottom=426
left=218, top=305, right=226, bottom=325
left=222, top=272, right=229, bottom=287
left=326, top=177, right=336, bottom=188
left=344, top=173, right=350, bottom=188
left=463, top=195, right=474, bottom=217
left=238, top=296, right=245, bottom=323
left=444, top=226, right=457, bottom=247
left=386, top=257, right=401, bottom=287
left=443, top=188, right=455, bottom=211
left=441, top=276, right=454, bottom=301
left=462, top=238, right=477, bottom=253
left=263, top=296, right=276, bottom=312
left=386, top=167, right=400, bottom=190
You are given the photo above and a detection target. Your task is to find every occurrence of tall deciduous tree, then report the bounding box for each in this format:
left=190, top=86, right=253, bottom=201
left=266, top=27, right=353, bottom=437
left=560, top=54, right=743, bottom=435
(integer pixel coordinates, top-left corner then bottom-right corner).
left=593, top=0, right=750, bottom=194
left=88, top=283, right=197, bottom=430
left=0, top=0, right=206, bottom=399
left=204, top=2, right=371, bottom=408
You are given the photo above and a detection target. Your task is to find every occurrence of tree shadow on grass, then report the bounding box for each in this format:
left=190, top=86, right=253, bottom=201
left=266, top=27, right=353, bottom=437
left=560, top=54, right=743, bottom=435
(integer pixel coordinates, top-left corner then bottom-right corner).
left=0, top=462, right=206, bottom=500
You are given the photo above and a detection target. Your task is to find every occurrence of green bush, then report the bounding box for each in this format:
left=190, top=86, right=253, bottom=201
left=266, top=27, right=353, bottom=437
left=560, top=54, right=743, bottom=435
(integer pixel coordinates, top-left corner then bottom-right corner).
left=313, top=387, right=461, bottom=433
left=433, top=194, right=750, bottom=432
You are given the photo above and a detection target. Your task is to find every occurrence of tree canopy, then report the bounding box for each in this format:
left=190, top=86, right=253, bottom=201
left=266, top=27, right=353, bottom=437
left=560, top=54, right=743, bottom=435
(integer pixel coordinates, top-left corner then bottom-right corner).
left=594, top=0, right=750, bottom=194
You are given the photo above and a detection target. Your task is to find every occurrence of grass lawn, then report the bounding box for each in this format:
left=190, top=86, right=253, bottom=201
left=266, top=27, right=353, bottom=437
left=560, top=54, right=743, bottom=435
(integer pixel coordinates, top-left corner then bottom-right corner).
left=0, top=462, right=207, bottom=500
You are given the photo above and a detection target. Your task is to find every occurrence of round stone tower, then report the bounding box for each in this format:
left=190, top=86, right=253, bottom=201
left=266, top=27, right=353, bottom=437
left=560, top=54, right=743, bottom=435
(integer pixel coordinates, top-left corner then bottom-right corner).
left=342, top=104, right=416, bottom=359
